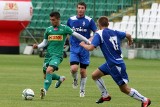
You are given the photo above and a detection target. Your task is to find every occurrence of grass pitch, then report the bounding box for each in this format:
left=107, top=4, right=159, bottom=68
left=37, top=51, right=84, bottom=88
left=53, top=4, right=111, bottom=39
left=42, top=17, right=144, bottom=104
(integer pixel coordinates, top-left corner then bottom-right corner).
left=0, top=55, right=159, bottom=107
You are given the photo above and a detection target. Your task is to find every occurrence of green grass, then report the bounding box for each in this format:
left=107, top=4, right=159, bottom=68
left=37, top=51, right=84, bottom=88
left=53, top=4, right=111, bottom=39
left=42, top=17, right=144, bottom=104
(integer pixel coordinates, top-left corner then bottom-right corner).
left=0, top=55, right=159, bottom=107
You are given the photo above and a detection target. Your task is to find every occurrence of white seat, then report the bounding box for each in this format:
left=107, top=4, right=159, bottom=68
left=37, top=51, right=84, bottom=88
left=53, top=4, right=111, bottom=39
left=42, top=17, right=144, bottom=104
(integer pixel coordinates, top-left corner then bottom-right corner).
left=142, top=9, right=151, bottom=23
left=158, top=3, right=160, bottom=13
left=113, top=22, right=121, bottom=30
left=153, top=24, right=160, bottom=39
left=156, top=11, right=160, bottom=23
left=147, top=23, right=155, bottom=31
left=108, top=22, right=113, bottom=29
left=126, top=22, right=135, bottom=32
left=146, top=23, right=155, bottom=39
left=120, top=22, right=128, bottom=32
left=129, top=16, right=136, bottom=22
left=143, top=9, right=151, bottom=16
left=149, top=17, right=157, bottom=23
left=138, top=9, right=144, bottom=22
left=146, top=31, right=154, bottom=39
left=150, top=10, right=158, bottom=17
left=151, top=3, right=158, bottom=11
left=122, top=16, right=129, bottom=22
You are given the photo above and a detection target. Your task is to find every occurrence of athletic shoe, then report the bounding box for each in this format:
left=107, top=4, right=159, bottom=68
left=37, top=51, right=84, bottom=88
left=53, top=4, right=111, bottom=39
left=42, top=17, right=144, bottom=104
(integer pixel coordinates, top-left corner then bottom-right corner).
left=72, top=79, right=78, bottom=89
left=40, top=88, right=46, bottom=99
left=80, top=90, right=85, bottom=97
left=55, top=76, right=66, bottom=88
left=96, top=95, right=111, bottom=104
left=141, top=98, right=151, bottom=107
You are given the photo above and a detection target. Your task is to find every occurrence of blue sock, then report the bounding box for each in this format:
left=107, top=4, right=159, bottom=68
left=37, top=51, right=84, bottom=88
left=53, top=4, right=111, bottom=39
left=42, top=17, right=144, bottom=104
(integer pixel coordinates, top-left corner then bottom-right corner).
left=44, top=73, right=52, bottom=91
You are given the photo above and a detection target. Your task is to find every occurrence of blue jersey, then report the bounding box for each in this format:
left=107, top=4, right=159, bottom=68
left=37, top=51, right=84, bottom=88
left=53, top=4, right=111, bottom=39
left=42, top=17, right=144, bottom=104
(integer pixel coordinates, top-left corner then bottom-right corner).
left=92, top=28, right=126, bottom=66
left=67, top=15, right=97, bottom=47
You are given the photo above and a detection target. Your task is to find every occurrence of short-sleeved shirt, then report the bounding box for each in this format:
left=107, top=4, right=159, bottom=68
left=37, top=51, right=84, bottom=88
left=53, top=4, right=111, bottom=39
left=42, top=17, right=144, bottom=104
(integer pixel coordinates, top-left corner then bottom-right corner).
left=67, top=15, right=97, bottom=47
left=92, top=28, right=126, bottom=66
left=67, top=15, right=97, bottom=64
left=44, top=24, right=73, bottom=57
left=92, top=28, right=129, bottom=86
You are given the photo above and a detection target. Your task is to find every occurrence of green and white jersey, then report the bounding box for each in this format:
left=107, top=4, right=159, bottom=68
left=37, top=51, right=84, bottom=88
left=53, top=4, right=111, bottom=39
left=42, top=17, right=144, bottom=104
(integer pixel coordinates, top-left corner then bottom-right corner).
left=44, top=24, right=73, bottom=57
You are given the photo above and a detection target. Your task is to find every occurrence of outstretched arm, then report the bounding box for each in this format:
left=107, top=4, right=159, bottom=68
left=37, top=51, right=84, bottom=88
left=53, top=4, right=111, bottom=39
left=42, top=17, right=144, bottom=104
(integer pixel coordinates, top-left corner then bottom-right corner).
left=72, top=32, right=91, bottom=44
left=79, top=41, right=95, bottom=51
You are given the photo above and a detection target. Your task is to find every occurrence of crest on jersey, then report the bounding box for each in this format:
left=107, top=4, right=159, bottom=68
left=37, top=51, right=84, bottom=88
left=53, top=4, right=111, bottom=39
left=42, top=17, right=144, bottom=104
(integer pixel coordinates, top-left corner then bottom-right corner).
left=82, top=21, right=85, bottom=26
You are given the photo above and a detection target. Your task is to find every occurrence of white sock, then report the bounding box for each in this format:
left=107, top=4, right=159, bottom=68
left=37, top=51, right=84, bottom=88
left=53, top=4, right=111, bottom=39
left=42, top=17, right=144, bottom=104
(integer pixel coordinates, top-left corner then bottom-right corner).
left=128, top=88, right=147, bottom=102
left=80, top=77, right=87, bottom=91
left=95, top=78, right=109, bottom=98
left=71, top=71, right=78, bottom=80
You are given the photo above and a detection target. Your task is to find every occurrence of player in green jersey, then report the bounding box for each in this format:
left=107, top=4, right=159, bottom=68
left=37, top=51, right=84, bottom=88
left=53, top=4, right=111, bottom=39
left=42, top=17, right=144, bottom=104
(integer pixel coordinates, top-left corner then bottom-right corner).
left=33, top=11, right=90, bottom=99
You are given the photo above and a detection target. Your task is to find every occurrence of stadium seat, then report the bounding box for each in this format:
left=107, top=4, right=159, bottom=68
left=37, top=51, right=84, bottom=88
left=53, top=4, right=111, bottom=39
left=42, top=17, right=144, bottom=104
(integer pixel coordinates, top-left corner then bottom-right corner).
left=120, top=22, right=128, bottom=32
left=137, top=9, right=143, bottom=22
left=108, top=22, right=113, bottom=29
left=113, top=22, right=121, bottom=30
left=129, top=15, right=136, bottom=22
left=122, top=15, right=129, bottom=22
left=126, top=22, right=135, bottom=34
left=151, top=3, right=159, bottom=11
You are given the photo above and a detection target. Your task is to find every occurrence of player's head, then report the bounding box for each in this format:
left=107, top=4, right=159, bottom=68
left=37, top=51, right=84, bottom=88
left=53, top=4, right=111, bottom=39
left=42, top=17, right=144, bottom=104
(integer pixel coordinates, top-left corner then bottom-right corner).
left=77, top=2, right=86, bottom=17
left=97, top=16, right=109, bottom=30
left=50, top=11, right=60, bottom=27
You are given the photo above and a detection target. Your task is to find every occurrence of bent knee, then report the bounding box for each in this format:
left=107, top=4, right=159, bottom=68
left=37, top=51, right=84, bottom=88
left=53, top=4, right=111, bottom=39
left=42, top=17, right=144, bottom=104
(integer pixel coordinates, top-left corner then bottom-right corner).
left=92, top=73, right=98, bottom=80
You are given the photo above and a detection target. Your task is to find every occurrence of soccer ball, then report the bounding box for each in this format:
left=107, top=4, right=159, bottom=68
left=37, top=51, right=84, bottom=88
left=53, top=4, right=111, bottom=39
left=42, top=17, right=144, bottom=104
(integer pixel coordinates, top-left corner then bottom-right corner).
left=22, top=88, right=35, bottom=100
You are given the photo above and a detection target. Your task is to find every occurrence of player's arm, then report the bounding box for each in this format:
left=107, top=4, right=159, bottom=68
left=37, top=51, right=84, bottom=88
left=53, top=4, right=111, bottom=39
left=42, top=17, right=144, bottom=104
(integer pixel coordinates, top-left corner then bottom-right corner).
left=72, top=32, right=91, bottom=44
left=33, top=39, right=48, bottom=49
left=79, top=41, right=95, bottom=51
left=126, top=33, right=133, bottom=46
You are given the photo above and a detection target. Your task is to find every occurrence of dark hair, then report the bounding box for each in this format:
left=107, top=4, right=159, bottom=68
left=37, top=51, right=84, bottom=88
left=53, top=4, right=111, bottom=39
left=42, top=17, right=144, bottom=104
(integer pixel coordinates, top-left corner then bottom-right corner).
left=77, top=2, right=87, bottom=9
left=98, top=16, right=109, bottom=27
left=50, top=11, right=60, bottom=19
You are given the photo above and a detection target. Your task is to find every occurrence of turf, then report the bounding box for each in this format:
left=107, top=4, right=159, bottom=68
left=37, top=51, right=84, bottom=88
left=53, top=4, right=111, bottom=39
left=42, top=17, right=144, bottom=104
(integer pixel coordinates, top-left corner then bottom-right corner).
left=0, top=55, right=159, bottom=107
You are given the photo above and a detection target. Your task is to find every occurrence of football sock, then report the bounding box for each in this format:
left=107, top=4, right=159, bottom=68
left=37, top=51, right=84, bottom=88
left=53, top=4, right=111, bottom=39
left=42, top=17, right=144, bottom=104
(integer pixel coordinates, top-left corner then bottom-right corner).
left=71, top=71, right=78, bottom=80
left=44, top=73, right=52, bottom=91
left=95, top=78, right=109, bottom=97
left=128, top=88, right=147, bottom=102
left=80, top=77, right=87, bottom=91
left=52, top=73, right=60, bottom=80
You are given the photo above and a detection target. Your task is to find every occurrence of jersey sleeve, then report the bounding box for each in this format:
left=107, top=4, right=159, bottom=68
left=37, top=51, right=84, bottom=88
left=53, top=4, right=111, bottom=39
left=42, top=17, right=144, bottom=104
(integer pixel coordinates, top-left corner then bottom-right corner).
left=65, top=25, right=74, bottom=35
left=90, top=19, right=97, bottom=32
left=91, top=33, right=101, bottom=47
left=115, top=30, right=126, bottom=40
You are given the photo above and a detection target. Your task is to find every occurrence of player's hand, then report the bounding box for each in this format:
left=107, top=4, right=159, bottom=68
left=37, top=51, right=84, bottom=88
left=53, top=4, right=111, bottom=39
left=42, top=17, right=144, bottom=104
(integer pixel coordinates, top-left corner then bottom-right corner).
left=79, top=41, right=86, bottom=47
left=128, top=39, right=133, bottom=46
left=33, top=44, right=38, bottom=49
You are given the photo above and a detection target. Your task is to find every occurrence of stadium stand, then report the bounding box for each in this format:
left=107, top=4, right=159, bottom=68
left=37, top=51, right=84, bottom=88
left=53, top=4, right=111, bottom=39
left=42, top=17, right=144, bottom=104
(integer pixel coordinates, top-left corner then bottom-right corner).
left=109, top=2, right=160, bottom=40
left=21, top=0, right=160, bottom=47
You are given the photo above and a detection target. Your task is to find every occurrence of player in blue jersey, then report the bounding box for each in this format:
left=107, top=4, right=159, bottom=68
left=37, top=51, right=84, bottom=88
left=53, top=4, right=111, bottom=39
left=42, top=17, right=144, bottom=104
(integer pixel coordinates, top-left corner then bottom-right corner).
left=80, top=16, right=151, bottom=107
left=67, top=2, right=97, bottom=97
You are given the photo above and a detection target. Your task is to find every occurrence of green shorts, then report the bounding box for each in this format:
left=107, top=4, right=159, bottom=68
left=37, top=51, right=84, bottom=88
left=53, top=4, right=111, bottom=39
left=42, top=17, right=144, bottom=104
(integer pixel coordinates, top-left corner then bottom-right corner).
left=43, top=55, right=63, bottom=74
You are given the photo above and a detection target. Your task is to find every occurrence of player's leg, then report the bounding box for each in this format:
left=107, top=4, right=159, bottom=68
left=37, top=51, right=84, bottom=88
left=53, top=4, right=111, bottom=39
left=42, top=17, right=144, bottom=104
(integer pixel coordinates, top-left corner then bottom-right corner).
left=111, top=63, right=151, bottom=107
left=49, top=56, right=65, bottom=88
left=79, top=64, right=88, bottom=97
left=70, top=62, right=79, bottom=88
left=92, top=67, right=111, bottom=104
left=79, top=49, right=89, bottom=97
left=40, top=66, right=53, bottom=99
left=119, top=84, right=151, bottom=107
left=70, top=51, right=79, bottom=88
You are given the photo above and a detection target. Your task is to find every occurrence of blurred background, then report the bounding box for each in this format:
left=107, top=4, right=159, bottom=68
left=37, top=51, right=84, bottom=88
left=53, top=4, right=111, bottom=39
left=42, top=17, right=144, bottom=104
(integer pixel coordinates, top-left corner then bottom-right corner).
left=1, top=0, right=160, bottom=59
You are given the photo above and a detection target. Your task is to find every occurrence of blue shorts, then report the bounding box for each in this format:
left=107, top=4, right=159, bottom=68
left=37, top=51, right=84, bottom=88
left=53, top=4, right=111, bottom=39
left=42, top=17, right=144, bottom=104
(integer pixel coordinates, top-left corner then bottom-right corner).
left=70, top=46, right=90, bottom=65
left=99, top=62, right=129, bottom=86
